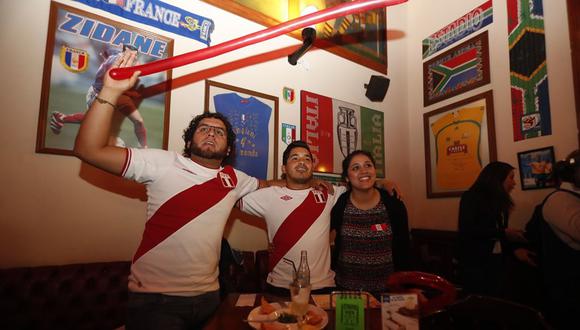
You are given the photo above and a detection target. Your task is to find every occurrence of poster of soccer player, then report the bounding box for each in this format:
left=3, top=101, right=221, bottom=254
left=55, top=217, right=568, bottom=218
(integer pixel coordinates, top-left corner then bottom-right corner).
left=204, top=80, right=279, bottom=180
left=517, top=146, right=556, bottom=190
left=423, top=90, right=497, bottom=198
left=36, top=2, right=173, bottom=156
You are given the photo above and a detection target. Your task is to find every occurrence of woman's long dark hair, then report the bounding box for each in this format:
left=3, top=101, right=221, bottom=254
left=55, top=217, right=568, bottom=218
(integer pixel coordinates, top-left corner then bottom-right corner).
left=469, top=161, right=515, bottom=214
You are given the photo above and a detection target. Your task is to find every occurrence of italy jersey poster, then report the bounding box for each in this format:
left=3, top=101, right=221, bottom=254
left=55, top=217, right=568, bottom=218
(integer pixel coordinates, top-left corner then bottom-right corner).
left=300, top=91, right=385, bottom=178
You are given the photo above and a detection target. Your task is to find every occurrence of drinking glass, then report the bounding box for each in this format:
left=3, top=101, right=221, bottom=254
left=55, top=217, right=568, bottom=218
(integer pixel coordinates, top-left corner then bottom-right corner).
left=289, top=282, right=311, bottom=321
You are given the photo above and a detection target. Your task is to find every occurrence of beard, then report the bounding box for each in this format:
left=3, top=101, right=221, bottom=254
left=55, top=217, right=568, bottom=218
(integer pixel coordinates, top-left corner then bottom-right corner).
left=292, top=176, right=312, bottom=184
left=288, top=172, right=313, bottom=185
left=190, top=143, right=228, bottom=161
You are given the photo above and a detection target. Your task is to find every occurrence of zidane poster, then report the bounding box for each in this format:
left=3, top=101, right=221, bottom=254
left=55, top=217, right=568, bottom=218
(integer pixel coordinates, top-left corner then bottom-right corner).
left=36, top=2, right=173, bottom=155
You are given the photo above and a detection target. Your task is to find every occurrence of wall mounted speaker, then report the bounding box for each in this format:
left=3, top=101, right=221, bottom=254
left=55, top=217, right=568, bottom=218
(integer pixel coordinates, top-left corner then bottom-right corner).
left=365, top=75, right=390, bottom=102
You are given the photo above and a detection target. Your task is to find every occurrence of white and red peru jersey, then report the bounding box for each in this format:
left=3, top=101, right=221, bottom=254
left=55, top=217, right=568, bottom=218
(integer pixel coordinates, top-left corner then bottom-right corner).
left=122, top=148, right=258, bottom=296
left=239, top=185, right=347, bottom=289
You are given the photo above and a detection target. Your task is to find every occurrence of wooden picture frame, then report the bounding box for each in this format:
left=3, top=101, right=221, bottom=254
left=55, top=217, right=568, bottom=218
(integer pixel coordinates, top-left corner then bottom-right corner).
left=517, top=146, right=556, bottom=190
left=423, top=31, right=490, bottom=106
left=313, top=172, right=345, bottom=186
left=423, top=90, right=497, bottom=198
left=201, top=0, right=389, bottom=73
left=567, top=0, right=580, bottom=145
left=204, top=80, right=279, bottom=180
left=36, top=2, right=173, bottom=155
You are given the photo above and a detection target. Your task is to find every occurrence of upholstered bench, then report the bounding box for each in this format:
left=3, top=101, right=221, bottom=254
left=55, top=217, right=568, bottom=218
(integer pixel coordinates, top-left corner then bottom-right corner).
left=0, top=248, right=269, bottom=330
left=0, top=261, right=131, bottom=330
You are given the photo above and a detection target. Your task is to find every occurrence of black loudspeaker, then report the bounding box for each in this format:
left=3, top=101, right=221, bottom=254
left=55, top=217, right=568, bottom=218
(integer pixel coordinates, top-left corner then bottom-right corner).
left=364, top=75, right=390, bottom=102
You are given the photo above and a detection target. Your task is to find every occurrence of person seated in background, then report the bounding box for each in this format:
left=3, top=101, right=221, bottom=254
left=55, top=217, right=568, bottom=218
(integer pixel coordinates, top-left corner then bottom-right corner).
left=456, top=161, right=526, bottom=298
left=330, top=150, right=411, bottom=298
left=524, top=149, right=580, bottom=330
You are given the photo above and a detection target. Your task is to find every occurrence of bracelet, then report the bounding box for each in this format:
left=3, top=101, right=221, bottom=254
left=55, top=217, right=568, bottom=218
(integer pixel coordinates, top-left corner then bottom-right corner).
left=95, top=96, right=118, bottom=110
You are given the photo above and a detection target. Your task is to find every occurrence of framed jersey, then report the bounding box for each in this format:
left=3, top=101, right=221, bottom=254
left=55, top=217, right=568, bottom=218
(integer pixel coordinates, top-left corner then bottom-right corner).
left=423, top=90, right=497, bottom=198
left=204, top=80, right=279, bottom=180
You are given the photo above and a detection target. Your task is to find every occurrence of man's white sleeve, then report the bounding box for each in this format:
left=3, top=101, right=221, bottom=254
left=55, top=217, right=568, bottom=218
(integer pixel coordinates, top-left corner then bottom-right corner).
left=239, top=188, right=269, bottom=218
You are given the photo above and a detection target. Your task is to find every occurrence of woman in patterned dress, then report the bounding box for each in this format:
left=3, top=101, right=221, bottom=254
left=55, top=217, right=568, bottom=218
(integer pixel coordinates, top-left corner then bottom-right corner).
left=330, top=150, right=411, bottom=297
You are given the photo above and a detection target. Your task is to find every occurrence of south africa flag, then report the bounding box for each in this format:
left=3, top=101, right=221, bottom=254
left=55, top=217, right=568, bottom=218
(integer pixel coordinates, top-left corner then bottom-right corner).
left=507, top=0, right=552, bottom=141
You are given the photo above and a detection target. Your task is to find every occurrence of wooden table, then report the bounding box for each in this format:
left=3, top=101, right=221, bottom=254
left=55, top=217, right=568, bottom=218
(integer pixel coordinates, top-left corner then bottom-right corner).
left=202, top=293, right=385, bottom=330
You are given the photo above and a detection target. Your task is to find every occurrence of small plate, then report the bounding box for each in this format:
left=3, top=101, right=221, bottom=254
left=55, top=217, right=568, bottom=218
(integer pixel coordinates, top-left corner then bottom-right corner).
left=247, top=302, right=328, bottom=330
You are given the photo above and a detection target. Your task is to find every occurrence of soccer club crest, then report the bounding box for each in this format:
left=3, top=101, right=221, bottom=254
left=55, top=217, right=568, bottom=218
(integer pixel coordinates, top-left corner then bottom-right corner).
left=283, top=87, right=295, bottom=103
left=281, top=123, right=296, bottom=145
left=60, top=46, right=88, bottom=73
left=337, top=106, right=358, bottom=157
left=219, top=172, right=235, bottom=188
left=312, top=190, right=326, bottom=204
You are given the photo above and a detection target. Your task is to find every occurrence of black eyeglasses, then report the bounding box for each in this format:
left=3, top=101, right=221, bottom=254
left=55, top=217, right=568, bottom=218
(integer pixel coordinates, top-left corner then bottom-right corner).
left=196, top=124, right=226, bottom=137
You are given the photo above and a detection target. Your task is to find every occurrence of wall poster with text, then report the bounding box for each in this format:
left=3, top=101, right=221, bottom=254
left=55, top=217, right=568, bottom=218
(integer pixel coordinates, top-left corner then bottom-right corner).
left=36, top=2, right=173, bottom=156
left=423, top=90, right=497, bottom=198
left=301, top=91, right=385, bottom=178
left=422, top=0, right=493, bottom=59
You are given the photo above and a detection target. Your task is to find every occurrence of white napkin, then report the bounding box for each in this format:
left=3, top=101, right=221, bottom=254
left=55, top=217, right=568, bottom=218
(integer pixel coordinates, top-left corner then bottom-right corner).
left=236, top=293, right=256, bottom=307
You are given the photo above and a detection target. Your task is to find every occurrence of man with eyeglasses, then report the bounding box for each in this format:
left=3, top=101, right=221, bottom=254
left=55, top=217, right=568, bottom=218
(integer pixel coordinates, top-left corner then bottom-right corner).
left=73, top=53, right=327, bottom=329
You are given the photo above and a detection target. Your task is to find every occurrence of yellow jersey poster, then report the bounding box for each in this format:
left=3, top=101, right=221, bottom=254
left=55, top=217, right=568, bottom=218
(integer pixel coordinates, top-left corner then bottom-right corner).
left=430, top=106, right=484, bottom=189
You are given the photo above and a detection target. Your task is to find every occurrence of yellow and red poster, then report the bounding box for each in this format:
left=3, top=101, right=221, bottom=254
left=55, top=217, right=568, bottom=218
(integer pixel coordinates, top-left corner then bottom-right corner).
left=430, top=106, right=484, bottom=189
left=423, top=91, right=496, bottom=198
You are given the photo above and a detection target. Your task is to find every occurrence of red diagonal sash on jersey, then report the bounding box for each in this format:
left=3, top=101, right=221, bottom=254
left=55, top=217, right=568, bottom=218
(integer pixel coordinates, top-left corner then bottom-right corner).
left=269, top=189, right=328, bottom=272
left=132, top=166, right=237, bottom=263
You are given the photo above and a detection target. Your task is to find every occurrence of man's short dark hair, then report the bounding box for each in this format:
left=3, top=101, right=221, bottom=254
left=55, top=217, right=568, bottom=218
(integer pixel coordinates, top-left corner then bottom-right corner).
left=282, top=140, right=311, bottom=165
left=182, top=112, right=236, bottom=166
